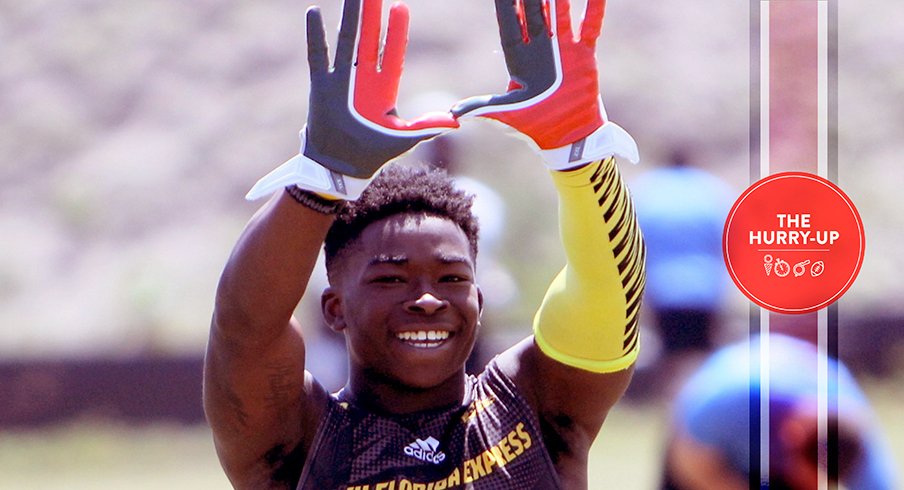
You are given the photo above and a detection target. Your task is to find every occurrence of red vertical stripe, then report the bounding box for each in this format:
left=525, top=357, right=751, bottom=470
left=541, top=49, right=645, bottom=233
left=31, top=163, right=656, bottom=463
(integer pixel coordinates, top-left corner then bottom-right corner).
left=769, top=1, right=819, bottom=174
left=768, top=2, right=820, bottom=489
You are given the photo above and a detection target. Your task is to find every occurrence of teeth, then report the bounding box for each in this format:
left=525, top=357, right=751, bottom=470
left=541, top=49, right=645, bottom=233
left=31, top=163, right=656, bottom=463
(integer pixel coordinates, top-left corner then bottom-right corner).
left=396, top=330, right=450, bottom=344
left=411, top=342, right=441, bottom=349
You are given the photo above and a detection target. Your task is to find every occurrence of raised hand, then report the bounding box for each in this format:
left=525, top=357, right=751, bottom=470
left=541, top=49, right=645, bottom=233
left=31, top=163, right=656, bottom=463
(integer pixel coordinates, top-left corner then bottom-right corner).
left=454, top=0, right=638, bottom=169
left=247, top=0, right=459, bottom=201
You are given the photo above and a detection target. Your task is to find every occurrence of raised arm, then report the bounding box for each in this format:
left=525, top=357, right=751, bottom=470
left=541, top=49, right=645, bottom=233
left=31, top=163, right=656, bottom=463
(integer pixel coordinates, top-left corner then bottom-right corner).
left=205, top=193, right=333, bottom=489
left=204, top=1, right=457, bottom=487
left=455, top=0, right=644, bottom=482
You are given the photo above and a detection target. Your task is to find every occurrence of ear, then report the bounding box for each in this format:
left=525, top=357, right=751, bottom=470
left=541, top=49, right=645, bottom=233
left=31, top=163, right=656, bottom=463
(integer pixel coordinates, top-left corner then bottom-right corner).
left=321, top=287, right=347, bottom=332
left=477, top=285, right=485, bottom=318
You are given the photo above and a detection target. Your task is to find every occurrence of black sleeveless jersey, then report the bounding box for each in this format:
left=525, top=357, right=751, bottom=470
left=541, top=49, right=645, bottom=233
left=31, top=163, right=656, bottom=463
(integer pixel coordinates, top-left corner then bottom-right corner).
left=296, top=360, right=562, bottom=489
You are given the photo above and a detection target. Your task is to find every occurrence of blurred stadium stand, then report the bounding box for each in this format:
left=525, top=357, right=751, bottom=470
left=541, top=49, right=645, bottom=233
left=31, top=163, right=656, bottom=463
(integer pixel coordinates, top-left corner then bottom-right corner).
left=0, top=356, right=204, bottom=428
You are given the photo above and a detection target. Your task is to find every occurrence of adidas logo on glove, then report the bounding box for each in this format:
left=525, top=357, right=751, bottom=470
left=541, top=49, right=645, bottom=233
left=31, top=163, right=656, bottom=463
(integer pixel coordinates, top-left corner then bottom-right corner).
left=403, top=436, right=446, bottom=465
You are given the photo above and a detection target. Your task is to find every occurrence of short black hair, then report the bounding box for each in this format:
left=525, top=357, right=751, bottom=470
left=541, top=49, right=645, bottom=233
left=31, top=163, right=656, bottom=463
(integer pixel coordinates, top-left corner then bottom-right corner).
left=323, top=165, right=480, bottom=283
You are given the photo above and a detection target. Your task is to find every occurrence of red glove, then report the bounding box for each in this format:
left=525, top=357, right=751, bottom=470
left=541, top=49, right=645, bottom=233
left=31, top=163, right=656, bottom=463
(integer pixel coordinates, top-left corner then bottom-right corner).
left=454, top=0, right=638, bottom=169
left=247, top=0, right=458, bottom=201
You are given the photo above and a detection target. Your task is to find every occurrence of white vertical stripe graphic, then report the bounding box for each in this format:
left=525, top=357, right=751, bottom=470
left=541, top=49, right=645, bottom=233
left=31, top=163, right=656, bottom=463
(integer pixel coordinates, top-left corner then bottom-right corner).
left=758, top=2, right=771, bottom=484
left=760, top=1, right=771, bottom=180
left=817, top=4, right=830, bottom=490
left=817, top=2, right=829, bottom=179
left=818, top=308, right=829, bottom=490
left=759, top=307, right=771, bottom=485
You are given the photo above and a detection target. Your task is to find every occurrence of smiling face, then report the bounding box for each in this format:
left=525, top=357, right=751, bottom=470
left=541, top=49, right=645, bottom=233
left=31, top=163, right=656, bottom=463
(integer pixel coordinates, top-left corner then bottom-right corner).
left=322, top=212, right=483, bottom=393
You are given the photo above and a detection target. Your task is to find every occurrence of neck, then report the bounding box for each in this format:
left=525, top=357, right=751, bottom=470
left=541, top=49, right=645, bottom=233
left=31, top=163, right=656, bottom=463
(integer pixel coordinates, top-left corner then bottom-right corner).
left=345, top=368, right=467, bottom=415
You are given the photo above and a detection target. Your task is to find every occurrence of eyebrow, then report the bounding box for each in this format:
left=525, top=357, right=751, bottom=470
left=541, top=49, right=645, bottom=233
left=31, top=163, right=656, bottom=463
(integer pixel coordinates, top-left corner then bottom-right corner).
left=366, top=253, right=473, bottom=267
left=368, top=254, right=408, bottom=266
left=438, top=254, right=473, bottom=266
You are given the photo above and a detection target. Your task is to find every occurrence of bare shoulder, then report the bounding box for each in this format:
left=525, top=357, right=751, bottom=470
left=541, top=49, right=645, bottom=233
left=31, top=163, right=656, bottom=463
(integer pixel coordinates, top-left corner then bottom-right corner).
left=204, top=319, right=330, bottom=488
left=495, top=337, right=634, bottom=482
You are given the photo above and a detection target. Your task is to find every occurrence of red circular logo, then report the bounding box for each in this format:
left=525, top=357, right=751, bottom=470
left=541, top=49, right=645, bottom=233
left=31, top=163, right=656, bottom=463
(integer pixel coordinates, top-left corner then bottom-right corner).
left=723, top=172, right=865, bottom=314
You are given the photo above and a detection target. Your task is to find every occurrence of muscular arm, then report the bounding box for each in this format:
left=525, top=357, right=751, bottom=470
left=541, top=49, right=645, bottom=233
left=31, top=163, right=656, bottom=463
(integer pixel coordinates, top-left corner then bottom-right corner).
left=533, top=157, right=644, bottom=372
left=204, top=191, right=331, bottom=488
left=498, top=157, right=645, bottom=486
left=204, top=0, right=461, bottom=485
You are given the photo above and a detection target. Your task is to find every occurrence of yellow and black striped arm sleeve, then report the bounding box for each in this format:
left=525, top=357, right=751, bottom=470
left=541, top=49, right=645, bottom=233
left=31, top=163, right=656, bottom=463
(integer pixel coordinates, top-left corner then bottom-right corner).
left=532, top=157, right=646, bottom=373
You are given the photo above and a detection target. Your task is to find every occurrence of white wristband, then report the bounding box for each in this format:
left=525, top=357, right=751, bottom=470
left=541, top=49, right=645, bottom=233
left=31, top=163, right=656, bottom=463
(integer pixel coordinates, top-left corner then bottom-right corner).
left=245, top=131, right=372, bottom=201
left=539, top=121, right=640, bottom=170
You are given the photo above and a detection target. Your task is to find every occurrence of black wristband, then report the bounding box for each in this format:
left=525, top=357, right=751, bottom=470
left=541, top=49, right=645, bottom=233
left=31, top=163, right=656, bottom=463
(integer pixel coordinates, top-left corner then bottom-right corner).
left=284, top=186, right=343, bottom=215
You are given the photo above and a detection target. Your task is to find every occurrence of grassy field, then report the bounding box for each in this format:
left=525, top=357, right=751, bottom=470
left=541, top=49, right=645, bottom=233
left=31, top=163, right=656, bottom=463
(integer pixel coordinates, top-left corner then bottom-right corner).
left=0, top=402, right=663, bottom=489
left=1, top=382, right=900, bottom=489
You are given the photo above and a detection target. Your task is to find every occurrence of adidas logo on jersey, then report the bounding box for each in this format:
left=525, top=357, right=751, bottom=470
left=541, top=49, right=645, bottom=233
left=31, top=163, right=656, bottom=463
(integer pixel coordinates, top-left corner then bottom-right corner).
left=403, top=436, right=446, bottom=464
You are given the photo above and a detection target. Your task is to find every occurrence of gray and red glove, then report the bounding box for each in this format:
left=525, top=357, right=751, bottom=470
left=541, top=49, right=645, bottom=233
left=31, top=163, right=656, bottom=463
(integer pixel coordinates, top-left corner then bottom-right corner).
left=247, top=0, right=459, bottom=201
left=453, top=0, right=638, bottom=170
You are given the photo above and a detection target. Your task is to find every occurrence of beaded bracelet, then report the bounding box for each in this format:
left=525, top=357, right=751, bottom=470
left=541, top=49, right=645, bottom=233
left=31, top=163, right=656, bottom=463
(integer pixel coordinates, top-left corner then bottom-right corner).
left=284, top=185, right=344, bottom=215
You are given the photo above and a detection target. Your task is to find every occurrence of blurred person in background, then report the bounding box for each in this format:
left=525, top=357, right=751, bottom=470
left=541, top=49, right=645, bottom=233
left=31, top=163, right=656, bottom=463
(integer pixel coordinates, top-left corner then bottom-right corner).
left=629, top=149, right=734, bottom=395
left=662, top=332, right=899, bottom=490
left=204, top=0, right=645, bottom=488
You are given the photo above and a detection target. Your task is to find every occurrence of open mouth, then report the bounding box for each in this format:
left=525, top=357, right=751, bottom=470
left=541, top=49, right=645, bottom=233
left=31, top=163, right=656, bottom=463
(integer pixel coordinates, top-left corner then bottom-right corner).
left=395, top=330, right=451, bottom=349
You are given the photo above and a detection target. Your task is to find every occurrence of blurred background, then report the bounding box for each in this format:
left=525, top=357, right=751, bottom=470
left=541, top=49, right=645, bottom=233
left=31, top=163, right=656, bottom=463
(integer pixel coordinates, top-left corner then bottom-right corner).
left=1, top=0, right=902, bottom=488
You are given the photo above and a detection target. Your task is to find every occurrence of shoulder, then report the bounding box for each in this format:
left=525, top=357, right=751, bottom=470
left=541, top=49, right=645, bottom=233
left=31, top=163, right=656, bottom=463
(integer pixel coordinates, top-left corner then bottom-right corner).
left=493, top=337, right=632, bottom=482
left=260, top=373, right=333, bottom=489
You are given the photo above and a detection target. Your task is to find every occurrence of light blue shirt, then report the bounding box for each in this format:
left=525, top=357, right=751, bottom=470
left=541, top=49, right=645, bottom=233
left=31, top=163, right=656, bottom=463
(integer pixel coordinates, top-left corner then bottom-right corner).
left=631, top=166, right=734, bottom=310
left=673, top=334, right=899, bottom=489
